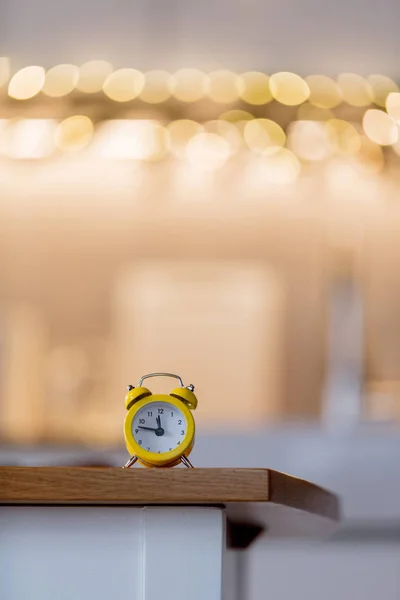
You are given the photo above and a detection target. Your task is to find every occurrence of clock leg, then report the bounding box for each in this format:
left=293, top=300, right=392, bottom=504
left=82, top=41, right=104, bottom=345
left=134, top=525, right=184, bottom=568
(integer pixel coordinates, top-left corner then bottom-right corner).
left=180, top=455, right=194, bottom=468
left=123, top=455, right=138, bottom=468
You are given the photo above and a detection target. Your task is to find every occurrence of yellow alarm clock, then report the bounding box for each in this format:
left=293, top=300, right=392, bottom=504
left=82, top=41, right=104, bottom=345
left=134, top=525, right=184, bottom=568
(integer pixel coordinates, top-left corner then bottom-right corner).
left=123, top=373, right=197, bottom=469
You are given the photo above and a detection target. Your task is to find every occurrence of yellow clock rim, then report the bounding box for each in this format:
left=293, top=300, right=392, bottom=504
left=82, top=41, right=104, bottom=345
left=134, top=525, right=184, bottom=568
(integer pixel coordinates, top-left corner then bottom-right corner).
left=124, top=394, right=195, bottom=467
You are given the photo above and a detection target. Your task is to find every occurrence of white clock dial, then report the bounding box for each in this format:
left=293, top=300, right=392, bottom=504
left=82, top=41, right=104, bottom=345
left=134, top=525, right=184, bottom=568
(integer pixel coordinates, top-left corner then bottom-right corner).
left=131, top=401, right=187, bottom=454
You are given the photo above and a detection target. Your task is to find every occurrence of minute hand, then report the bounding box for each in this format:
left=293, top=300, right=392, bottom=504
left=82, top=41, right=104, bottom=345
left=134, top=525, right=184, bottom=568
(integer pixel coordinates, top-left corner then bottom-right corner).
left=138, top=426, right=158, bottom=431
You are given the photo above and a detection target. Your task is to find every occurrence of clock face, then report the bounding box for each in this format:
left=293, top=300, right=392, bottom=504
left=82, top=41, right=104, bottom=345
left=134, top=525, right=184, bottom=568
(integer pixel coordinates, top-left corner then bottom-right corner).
left=131, top=401, right=187, bottom=454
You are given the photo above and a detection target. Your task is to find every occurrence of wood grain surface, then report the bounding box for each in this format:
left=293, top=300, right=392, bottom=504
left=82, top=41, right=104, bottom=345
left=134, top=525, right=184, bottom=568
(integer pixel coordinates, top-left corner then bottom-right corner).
left=0, top=467, right=339, bottom=522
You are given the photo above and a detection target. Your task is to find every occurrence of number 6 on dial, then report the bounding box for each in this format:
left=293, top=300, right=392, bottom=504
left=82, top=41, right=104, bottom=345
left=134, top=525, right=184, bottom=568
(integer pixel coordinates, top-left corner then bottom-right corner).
left=123, top=373, right=198, bottom=469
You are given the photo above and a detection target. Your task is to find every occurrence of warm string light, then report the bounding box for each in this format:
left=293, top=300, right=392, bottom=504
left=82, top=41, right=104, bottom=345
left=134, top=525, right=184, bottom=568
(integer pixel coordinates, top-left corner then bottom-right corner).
left=167, top=120, right=204, bottom=159
left=93, top=120, right=169, bottom=160
left=1, top=58, right=400, bottom=177
left=204, top=120, right=242, bottom=155
left=363, top=109, right=398, bottom=146
left=386, top=93, right=400, bottom=124
left=0, top=114, right=392, bottom=176
left=328, top=119, right=360, bottom=156
left=269, top=72, right=310, bottom=106
left=243, top=119, right=286, bottom=154
left=305, top=75, right=342, bottom=109
left=186, top=132, right=230, bottom=170
left=8, top=66, right=45, bottom=100
left=55, top=116, right=94, bottom=152
left=140, top=70, right=171, bottom=104
left=0, top=118, right=56, bottom=158
left=368, top=75, right=398, bottom=108
left=0, top=61, right=397, bottom=111
left=169, top=69, right=208, bottom=102
left=103, top=69, right=145, bottom=102
left=337, top=73, right=372, bottom=107
left=206, top=70, right=240, bottom=103
left=76, top=60, right=113, bottom=93
left=287, top=121, right=335, bottom=161
left=42, top=64, right=79, bottom=98
left=238, top=71, right=272, bottom=105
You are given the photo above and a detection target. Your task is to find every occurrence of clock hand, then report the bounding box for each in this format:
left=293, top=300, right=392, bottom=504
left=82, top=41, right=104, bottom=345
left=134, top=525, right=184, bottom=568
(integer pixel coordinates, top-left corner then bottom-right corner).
left=138, top=424, right=165, bottom=437
left=155, top=415, right=165, bottom=437
left=138, top=426, right=158, bottom=432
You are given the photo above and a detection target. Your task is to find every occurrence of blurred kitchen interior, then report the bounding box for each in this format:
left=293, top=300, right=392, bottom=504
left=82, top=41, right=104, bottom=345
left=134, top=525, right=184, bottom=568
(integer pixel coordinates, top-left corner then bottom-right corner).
left=1, top=0, right=400, bottom=597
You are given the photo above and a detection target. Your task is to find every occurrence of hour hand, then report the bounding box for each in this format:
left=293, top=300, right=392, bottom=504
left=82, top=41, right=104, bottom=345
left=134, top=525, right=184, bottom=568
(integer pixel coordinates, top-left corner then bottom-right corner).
left=156, top=415, right=161, bottom=428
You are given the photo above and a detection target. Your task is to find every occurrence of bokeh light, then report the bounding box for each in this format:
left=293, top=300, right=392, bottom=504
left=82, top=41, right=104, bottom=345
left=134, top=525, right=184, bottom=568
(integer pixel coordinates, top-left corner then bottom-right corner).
left=306, top=75, right=342, bottom=108
left=186, top=132, right=230, bottom=170
left=288, top=121, right=335, bottom=161
left=94, top=120, right=139, bottom=159
left=55, top=116, right=94, bottom=152
left=204, top=120, right=242, bottom=155
left=169, top=69, right=209, bottom=102
left=244, top=119, right=286, bottom=155
left=363, top=109, right=398, bottom=145
left=140, top=71, right=171, bottom=104
left=167, top=120, right=203, bottom=159
left=134, top=121, right=169, bottom=161
left=219, top=109, right=254, bottom=122
left=327, top=119, right=361, bottom=156
left=386, top=93, right=400, bottom=124
left=0, top=57, right=10, bottom=88
left=95, top=120, right=168, bottom=161
left=297, top=104, right=333, bottom=121
left=269, top=72, right=309, bottom=106
left=0, top=118, right=56, bottom=159
left=238, top=72, right=272, bottom=105
left=368, top=75, right=399, bottom=108
left=220, top=110, right=255, bottom=137
left=76, top=61, right=113, bottom=93
left=337, top=73, right=372, bottom=107
left=207, top=70, right=240, bottom=104
left=103, top=69, right=145, bottom=102
left=8, top=66, right=45, bottom=100
left=2, top=59, right=399, bottom=176
left=42, top=64, right=79, bottom=98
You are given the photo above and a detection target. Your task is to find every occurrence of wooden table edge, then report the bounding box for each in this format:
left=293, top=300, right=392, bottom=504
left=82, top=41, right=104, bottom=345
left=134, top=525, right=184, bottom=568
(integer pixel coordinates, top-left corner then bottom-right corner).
left=0, top=467, right=340, bottom=522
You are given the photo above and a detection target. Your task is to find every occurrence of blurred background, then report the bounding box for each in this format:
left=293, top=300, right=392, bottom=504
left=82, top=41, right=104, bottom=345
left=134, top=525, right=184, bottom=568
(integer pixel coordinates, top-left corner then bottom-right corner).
left=1, top=0, right=400, bottom=597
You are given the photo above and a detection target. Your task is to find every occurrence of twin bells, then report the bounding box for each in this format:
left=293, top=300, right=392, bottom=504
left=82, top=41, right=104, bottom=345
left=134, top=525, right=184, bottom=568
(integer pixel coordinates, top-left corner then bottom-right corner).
left=124, top=380, right=198, bottom=412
